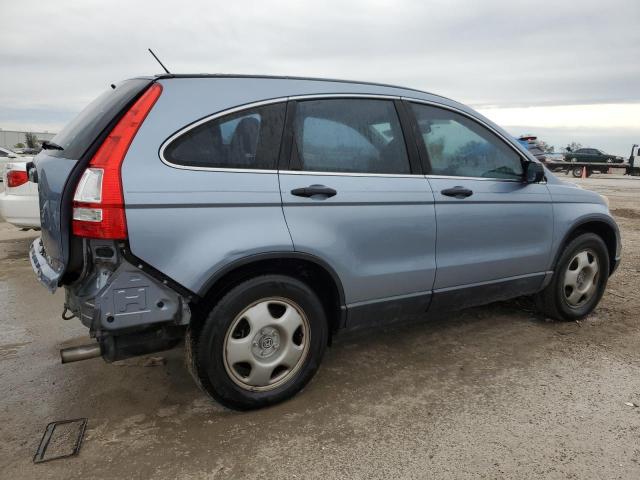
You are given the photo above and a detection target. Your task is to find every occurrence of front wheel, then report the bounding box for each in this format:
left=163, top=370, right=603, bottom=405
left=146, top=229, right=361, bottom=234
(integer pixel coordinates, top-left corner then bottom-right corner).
left=188, top=275, right=328, bottom=410
left=572, top=167, right=584, bottom=177
left=535, top=233, right=609, bottom=321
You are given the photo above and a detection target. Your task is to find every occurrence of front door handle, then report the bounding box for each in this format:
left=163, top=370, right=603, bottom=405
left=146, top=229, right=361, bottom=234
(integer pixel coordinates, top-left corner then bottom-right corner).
left=441, top=186, right=473, bottom=198
left=291, top=185, right=337, bottom=198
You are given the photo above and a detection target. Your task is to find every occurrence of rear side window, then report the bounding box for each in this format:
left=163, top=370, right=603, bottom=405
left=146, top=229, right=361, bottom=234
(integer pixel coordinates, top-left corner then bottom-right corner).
left=291, top=99, right=410, bottom=174
left=49, top=78, right=151, bottom=160
left=163, top=103, right=286, bottom=170
left=410, top=103, right=523, bottom=180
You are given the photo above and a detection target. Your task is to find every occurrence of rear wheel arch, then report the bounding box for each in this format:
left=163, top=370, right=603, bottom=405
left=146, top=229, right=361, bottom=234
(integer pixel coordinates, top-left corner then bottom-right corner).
left=554, top=219, right=618, bottom=275
left=193, top=253, right=346, bottom=338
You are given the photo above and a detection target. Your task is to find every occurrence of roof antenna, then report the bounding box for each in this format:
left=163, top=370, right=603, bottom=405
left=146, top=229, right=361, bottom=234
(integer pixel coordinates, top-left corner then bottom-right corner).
left=148, top=48, right=170, bottom=74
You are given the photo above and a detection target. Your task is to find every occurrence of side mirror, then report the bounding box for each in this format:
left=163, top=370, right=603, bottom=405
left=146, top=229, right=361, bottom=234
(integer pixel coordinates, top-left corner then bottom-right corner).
left=524, top=161, right=545, bottom=183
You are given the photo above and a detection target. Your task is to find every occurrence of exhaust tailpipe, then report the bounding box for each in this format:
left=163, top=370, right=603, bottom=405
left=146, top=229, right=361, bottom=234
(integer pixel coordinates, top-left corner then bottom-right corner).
left=60, top=344, right=102, bottom=363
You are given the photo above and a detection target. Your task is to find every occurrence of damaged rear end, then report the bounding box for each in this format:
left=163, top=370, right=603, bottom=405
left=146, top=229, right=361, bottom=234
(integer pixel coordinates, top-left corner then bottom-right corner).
left=30, top=79, right=191, bottom=363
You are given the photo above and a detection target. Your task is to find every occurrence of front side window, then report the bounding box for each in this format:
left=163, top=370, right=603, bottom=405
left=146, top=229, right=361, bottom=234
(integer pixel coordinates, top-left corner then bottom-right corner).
left=292, top=99, right=410, bottom=174
left=410, top=103, right=523, bottom=180
left=164, top=103, right=286, bottom=169
left=0, top=150, right=8, bottom=157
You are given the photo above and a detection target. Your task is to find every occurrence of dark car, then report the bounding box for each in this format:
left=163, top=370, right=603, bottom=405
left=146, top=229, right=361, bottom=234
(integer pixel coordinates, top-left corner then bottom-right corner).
left=565, top=148, right=624, bottom=164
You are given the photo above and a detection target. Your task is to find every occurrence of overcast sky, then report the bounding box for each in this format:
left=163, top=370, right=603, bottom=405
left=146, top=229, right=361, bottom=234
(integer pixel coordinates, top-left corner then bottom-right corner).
left=1, top=0, right=638, bottom=154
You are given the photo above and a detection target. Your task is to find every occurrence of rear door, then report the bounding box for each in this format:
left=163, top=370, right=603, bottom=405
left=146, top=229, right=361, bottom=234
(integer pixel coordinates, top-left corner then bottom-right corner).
left=279, top=97, right=437, bottom=327
left=34, top=78, right=152, bottom=282
left=406, top=101, right=553, bottom=310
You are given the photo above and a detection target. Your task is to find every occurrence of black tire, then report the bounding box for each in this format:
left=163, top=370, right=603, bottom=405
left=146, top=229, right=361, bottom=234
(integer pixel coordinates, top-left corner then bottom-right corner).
left=572, top=167, right=584, bottom=178
left=535, top=233, right=609, bottom=321
left=188, top=275, right=328, bottom=410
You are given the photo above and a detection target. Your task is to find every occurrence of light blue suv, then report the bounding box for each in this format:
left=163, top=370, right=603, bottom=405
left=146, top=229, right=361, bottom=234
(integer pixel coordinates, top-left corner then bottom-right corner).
left=29, top=75, right=621, bottom=409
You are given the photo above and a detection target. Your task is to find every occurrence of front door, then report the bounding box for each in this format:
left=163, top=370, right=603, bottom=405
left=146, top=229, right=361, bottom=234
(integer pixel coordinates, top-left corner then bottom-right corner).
left=279, top=98, right=437, bottom=327
left=407, top=102, right=553, bottom=310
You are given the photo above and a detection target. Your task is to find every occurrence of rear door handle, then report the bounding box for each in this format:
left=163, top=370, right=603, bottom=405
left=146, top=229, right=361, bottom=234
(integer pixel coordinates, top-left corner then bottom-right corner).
left=441, top=186, right=473, bottom=198
left=291, top=185, right=337, bottom=198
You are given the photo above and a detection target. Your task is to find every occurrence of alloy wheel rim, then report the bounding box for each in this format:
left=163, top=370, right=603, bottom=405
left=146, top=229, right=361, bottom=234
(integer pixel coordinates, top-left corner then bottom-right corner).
left=223, top=297, right=310, bottom=392
left=563, top=249, right=600, bottom=307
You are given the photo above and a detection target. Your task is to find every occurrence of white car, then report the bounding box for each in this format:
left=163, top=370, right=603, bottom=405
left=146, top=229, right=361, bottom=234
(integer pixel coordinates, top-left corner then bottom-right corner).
left=0, top=161, right=40, bottom=228
left=0, top=146, right=20, bottom=179
left=0, top=146, right=33, bottom=179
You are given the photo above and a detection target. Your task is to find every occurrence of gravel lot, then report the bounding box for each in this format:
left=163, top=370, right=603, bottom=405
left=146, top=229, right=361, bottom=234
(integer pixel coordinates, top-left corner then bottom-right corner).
left=1, top=174, right=639, bottom=479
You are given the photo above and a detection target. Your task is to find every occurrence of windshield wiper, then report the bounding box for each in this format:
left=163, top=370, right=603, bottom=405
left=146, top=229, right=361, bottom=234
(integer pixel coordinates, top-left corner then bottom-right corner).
left=41, top=140, right=64, bottom=151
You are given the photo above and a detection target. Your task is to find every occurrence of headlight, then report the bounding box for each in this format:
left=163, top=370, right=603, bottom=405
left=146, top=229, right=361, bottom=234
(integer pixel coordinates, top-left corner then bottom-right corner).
left=600, top=194, right=610, bottom=208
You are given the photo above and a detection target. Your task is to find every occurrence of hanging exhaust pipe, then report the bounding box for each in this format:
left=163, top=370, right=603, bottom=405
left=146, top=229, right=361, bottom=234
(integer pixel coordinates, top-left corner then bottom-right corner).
left=60, top=343, right=102, bottom=363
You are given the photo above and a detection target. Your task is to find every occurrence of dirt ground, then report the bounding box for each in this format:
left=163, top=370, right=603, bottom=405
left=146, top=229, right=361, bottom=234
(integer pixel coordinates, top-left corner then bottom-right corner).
left=1, top=174, right=639, bottom=479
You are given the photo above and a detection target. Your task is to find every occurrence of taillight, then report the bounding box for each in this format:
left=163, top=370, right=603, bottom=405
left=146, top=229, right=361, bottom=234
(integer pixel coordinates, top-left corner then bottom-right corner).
left=6, top=170, right=29, bottom=188
left=72, top=83, right=162, bottom=239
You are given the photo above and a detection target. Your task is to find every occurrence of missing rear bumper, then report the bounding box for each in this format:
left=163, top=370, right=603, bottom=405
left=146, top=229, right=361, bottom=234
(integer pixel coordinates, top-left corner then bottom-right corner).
left=61, top=240, right=191, bottom=361
left=65, top=241, right=190, bottom=332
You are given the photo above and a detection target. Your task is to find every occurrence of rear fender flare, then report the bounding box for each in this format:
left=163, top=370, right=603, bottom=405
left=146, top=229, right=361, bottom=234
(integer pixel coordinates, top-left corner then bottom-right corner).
left=199, top=251, right=347, bottom=308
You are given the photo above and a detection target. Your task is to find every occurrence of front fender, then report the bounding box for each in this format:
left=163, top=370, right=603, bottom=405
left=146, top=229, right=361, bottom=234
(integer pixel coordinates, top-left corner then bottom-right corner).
left=550, top=209, right=621, bottom=274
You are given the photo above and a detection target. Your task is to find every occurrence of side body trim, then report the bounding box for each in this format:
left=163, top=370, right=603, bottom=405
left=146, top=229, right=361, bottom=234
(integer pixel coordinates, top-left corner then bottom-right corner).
left=429, top=271, right=548, bottom=313
left=346, top=290, right=432, bottom=329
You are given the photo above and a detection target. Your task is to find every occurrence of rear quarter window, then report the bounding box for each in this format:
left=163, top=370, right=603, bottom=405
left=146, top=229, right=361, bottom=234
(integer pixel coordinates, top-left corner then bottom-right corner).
left=163, top=103, right=286, bottom=170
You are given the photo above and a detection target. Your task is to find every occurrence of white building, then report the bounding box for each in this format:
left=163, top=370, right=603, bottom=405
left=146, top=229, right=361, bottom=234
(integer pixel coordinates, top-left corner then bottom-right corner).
left=0, top=129, right=56, bottom=149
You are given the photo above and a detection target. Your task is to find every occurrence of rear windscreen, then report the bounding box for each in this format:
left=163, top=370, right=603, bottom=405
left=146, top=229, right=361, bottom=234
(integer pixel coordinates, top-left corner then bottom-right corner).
left=48, top=78, right=151, bottom=160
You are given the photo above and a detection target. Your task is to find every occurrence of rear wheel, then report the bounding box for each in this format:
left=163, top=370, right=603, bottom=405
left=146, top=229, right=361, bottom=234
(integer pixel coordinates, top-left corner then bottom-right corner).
left=572, top=167, right=583, bottom=177
left=535, top=233, right=609, bottom=321
left=188, top=275, right=328, bottom=410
